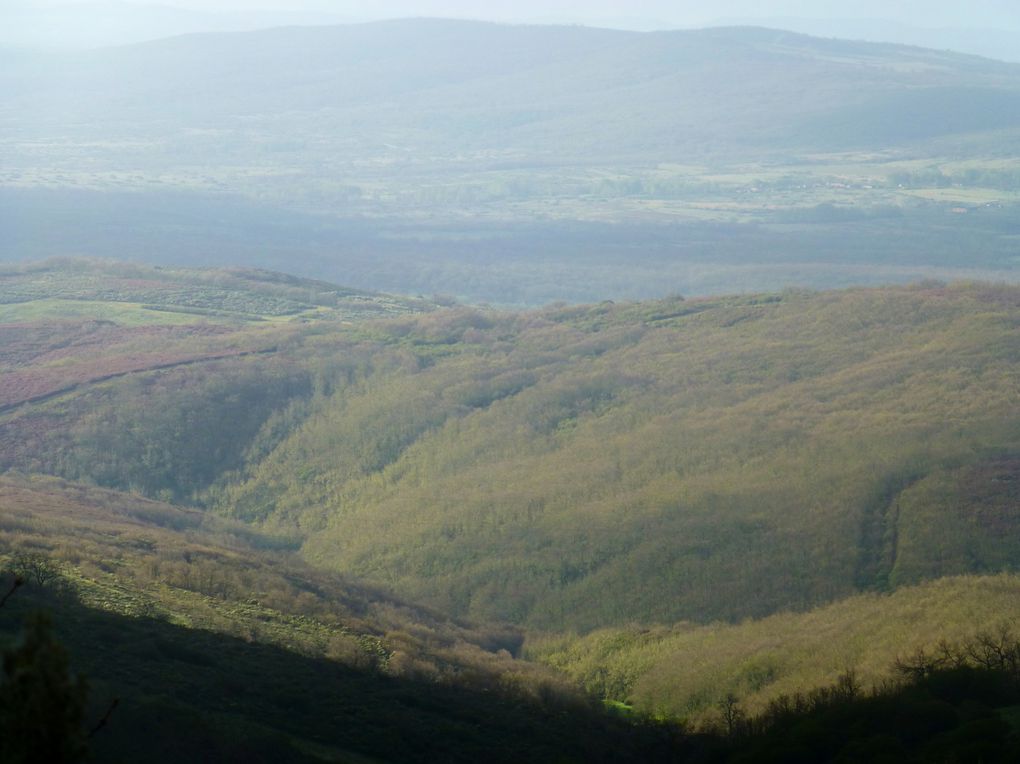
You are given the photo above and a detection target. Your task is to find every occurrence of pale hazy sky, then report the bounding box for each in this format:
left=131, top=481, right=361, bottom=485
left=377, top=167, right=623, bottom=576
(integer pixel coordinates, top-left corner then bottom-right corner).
left=15, top=0, right=1020, bottom=29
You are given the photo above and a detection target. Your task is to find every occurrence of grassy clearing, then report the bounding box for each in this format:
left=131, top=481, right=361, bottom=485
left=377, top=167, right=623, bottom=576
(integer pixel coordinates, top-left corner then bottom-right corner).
left=0, top=298, right=216, bottom=326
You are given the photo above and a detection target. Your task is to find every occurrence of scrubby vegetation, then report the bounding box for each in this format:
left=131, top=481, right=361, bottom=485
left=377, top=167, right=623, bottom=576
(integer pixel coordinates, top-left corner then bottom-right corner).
left=0, top=474, right=535, bottom=685
left=0, top=475, right=689, bottom=761
left=3, top=268, right=1018, bottom=633
left=0, top=573, right=682, bottom=763
left=6, top=559, right=1020, bottom=762
left=720, top=628, right=1020, bottom=763
left=2, top=262, right=1020, bottom=759
left=528, top=575, right=1020, bottom=724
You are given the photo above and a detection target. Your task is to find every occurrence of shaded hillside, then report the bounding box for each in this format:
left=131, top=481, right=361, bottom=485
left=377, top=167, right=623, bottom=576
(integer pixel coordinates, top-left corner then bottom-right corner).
left=6, top=485, right=1020, bottom=762
left=8, top=481, right=1020, bottom=762
left=4, top=265, right=1017, bottom=631
left=9, top=586, right=1020, bottom=764
left=0, top=474, right=690, bottom=762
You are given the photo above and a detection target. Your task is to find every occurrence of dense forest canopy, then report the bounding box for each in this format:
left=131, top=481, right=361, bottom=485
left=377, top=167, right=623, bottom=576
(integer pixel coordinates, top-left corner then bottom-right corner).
left=2, top=263, right=1018, bottom=627
left=2, top=261, right=1019, bottom=759
left=4, top=14, right=1020, bottom=760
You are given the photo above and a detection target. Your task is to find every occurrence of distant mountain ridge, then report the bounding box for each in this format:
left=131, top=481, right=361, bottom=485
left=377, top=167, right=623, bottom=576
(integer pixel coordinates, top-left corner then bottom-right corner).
left=4, top=19, right=1020, bottom=304
left=6, top=3, right=1020, bottom=62
left=7, top=19, right=1020, bottom=158
left=717, top=16, right=1020, bottom=63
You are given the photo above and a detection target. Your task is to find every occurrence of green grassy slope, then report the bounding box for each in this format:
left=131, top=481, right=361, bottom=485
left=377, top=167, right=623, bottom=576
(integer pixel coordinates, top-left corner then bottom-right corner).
left=527, top=573, right=1020, bottom=723
left=0, top=258, right=429, bottom=323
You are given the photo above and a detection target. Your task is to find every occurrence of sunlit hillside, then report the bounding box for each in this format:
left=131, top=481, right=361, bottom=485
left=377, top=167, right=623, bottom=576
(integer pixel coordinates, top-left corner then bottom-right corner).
left=5, top=10, right=1020, bottom=761
left=0, top=473, right=673, bottom=762
left=530, top=574, right=1020, bottom=722
left=3, top=260, right=1020, bottom=761
left=4, top=262, right=1017, bottom=631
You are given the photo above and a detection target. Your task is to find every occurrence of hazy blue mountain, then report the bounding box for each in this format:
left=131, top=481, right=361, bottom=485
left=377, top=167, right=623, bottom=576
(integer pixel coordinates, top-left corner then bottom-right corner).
left=8, top=20, right=1020, bottom=152
left=714, top=16, right=1020, bottom=63
left=4, top=19, right=1020, bottom=303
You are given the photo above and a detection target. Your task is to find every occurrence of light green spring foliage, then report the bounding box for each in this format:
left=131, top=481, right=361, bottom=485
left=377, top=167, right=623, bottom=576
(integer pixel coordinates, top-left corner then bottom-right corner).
left=0, top=474, right=558, bottom=694
left=890, top=459, right=1020, bottom=585
left=213, top=283, right=1020, bottom=629
left=526, top=574, right=1020, bottom=723
left=7, top=263, right=1020, bottom=733
left=0, top=259, right=431, bottom=323
left=4, top=270, right=1018, bottom=634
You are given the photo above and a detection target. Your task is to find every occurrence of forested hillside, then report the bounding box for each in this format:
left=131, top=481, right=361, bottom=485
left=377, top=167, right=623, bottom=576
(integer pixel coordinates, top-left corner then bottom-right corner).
left=3, top=261, right=1020, bottom=757
left=0, top=476, right=677, bottom=762
left=4, top=262, right=1017, bottom=632
left=6, top=14, right=1020, bottom=759
left=529, top=574, right=1020, bottom=722
left=230, top=283, right=1020, bottom=629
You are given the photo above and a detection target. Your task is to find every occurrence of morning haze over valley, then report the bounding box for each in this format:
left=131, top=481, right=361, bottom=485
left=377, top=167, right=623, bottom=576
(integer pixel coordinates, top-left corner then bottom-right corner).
left=1, top=2, right=1020, bottom=762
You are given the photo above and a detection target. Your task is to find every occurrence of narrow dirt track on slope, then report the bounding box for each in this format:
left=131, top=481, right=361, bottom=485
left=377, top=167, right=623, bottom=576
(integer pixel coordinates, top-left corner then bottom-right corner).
left=0, top=346, right=278, bottom=415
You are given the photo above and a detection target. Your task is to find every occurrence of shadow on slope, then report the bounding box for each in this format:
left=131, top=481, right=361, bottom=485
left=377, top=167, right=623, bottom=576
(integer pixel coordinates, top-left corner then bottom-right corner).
left=0, top=584, right=681, bottom=764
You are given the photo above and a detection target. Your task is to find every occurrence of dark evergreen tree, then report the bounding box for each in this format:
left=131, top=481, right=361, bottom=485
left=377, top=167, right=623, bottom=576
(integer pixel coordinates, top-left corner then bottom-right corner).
left=0, top=612, right=89, bottom=764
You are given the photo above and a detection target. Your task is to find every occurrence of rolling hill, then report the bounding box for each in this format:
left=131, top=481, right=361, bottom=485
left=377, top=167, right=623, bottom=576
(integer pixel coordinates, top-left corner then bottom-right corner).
left=4, top=21, right=1020, bottom=303
left=225, top=282, right=1020, bottom=630
left=7, top=20, right=1020, bottom=157
left=6, top=17, right=1020, bottom=757
left=3, top=262, right=1018, bottom=632
left=0, top=474, right=677, bottom=763
left=4, top=260, right=1020, bottom=756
